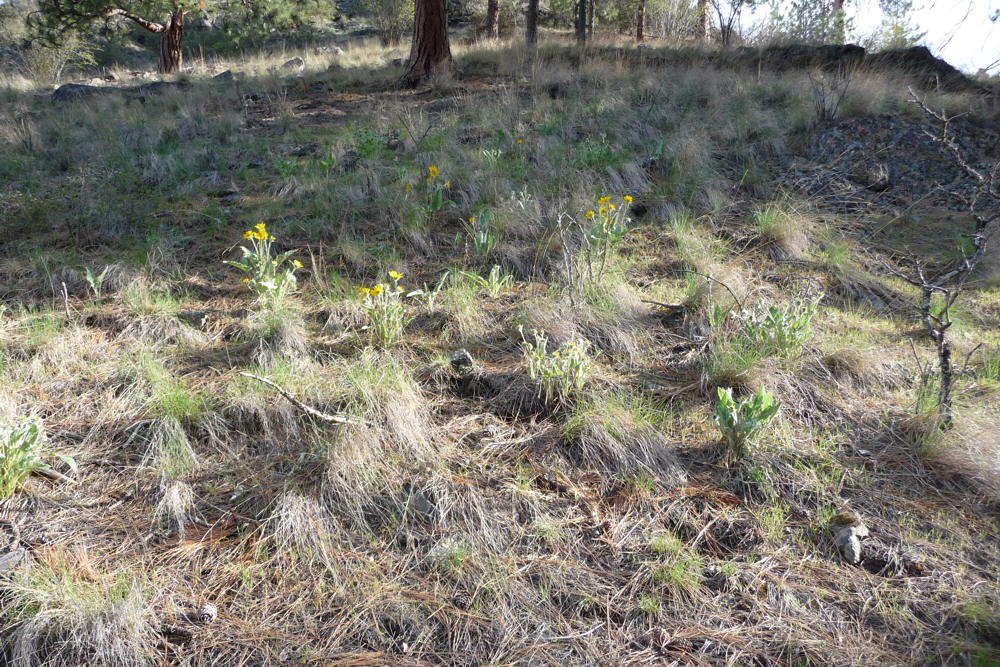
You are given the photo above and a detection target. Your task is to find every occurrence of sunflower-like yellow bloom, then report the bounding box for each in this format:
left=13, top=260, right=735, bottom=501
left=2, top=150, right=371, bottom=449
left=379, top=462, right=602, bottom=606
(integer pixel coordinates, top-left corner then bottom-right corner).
left=243, top=230, right=254, bottom=239
left=251, top=222, right=269, bottom=240
left=427, top=165, right=440, bottom=181
left=585, top=210, right=596, bottom=219
left=292, top=259, right=303, bottom=269
left=597, top=196, right=612, bottom=205
left=599, top=206, right=607, bottom=216
left=623, top=195, right=633, bottom=203
left=388, top=270, right=403, bottom=281
left=469, top=216, right=477, bottom=224
left=370, top=283, right=384, bottom=297
left=405, top=183, right=412, bottom=193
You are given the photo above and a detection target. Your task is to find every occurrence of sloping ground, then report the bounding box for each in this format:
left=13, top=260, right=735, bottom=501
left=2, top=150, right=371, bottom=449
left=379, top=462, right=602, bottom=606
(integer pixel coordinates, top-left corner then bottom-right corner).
left=0, top=42, right=999, bottom=665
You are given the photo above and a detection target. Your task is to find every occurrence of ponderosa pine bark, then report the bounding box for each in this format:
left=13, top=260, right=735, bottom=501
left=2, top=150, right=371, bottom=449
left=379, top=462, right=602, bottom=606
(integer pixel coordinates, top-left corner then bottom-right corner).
left=697, top=0, right=710, bottom=41
left=575, top=0, right=586, bottom=44
left=636, top=0, right=645, bottom=42
left=159, top=9, right=183, bottom=73
left=399, top=0, right=451, bottom=87
left=525, top=0, right=538, bottom=45
left=484, top=0, right=499, bottom=38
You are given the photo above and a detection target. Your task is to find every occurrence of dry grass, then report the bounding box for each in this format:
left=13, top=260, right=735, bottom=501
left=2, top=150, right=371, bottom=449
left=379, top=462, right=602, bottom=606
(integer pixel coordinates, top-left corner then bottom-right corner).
left=0, top=36, right=999, bottom=666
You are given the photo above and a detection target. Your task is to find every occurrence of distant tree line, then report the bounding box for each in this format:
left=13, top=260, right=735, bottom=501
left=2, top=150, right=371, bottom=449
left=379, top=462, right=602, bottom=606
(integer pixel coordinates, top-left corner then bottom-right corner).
left=0, top=0, right=937, bottom=82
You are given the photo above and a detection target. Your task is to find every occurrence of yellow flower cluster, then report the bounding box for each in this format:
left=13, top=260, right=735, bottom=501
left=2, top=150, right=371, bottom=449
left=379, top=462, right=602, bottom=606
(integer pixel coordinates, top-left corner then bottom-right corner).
left=243, top=222, right=275, bottom=242
left=357, top=271, right=405, bottom=298
left=426, top=165, right=440, bottom=184
left=585, top=195, right=633, bottom=219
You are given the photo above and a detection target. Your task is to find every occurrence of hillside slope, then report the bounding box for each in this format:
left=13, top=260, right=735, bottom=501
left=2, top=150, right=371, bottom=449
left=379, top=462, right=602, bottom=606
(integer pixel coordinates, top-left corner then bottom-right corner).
left=1, top=41, right=999, bottom=665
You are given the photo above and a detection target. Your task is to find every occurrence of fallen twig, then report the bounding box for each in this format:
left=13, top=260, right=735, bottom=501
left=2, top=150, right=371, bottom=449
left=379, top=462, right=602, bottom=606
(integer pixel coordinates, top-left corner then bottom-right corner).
left=238, top=372, right=359, bottom=425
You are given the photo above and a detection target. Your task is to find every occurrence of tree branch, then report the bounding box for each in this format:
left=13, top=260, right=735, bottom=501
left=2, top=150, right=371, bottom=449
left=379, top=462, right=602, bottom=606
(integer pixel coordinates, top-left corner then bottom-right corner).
left=102, top=7, right=165, bottom=32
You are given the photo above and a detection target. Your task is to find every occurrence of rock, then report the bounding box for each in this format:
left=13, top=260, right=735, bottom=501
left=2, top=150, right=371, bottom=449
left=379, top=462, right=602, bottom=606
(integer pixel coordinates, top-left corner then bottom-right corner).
left=0, top=549, right=26, bottom=574
left=51, top=83, right=113, bottom=102
left=290, top=142, right=320, bottom=157
left=280, top=56, right=305, bottom=71
left=339, top=149, right=360, bottom=172
left=213, top=69, right=234, bottom=81
left=850, top=161, right=891, bottom=192
left=830, top=512, right=869, bottom=564
left=450, top=348, right=475, bottom=372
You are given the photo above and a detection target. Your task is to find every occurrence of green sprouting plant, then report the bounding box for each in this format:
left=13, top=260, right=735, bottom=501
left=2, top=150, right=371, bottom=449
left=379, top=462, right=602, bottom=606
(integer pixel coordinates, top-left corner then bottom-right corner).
left=357, top=270, right=414, bottom=347
left=714, top=386, right=780, bottom=463
left=0, top=419, right=76, bottom=499
left=460, top=210, right=500, bottom=258
left=274, top=157, right=299, bottom=179
left=739, top=300, right=818, bottom=357
left=482, top=148, right=503, bottom=167
left=352, top=127, right=383, bottom=158
left=225, top=222, right=302, bottom=307
left=84, top=265, right=111, bottom=302
left=404, top=165, right=453, bottom=223
left=414, top=270, right=449, bottom=313
left=316, top=151, right=337, bottom=173
left=582, top=194, right=632, bottom=283
left=519, top=327, right=597, bottom=405
left=460, top=265, right=513, bottom=298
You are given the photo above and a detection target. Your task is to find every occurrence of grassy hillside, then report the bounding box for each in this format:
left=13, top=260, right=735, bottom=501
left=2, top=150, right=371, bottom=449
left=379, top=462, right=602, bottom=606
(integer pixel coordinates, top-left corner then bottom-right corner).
left=1, top=39, right=999, bottom=665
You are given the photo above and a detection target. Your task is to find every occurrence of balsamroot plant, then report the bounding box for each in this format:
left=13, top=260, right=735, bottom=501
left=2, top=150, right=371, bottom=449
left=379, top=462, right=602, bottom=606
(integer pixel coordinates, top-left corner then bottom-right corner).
left=582, top=194, right=632, bottom=282
left=460, top=209, right=500, bottom=258
left=357, top=270, right=415, bottom=347
left=404, top=165, right=454, bottom=224
left=738, top=300, right=818, bottom=357
left=520, top=327, right=597, bottom=405
left=714, top=386, right=780, bottom=464
left=1, top=419, right=74, bottom=498
left=226, top=223, right=302, bottom=307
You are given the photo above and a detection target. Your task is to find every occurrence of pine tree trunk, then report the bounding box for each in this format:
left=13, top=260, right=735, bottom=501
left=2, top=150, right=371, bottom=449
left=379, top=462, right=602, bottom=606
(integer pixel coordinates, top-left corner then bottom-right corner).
left=636, top=0, right=645, bottom=42
left=399, top=0, right=452, bottom=87
left=158, top=10, right=184, bottom=74
left=587, top=0, right=595, bottom=36
left=575, top=0, right=586, bottom=45
left=832, top=0, right=846, bottom=43
left=697, top=0, right=710, bottom=41
left=525, top=0, right=538, bottom=45
left=485, top=0, right=499, bottom=39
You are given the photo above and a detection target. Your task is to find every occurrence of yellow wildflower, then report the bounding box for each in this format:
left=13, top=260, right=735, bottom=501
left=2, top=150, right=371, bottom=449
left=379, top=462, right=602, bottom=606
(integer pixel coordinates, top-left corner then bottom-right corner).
left=243, top=230, right=253, bottom=239
left=269, top=235, right=276, bottom=241
left=598, top=196, right=612, bottom=205
left=428, top=165, right=440, bottom=180
left=517, top=138, right=524, bottom=144
left=292, top=259, right=303, bottom=269
left=585, top=210, right=595, bottom=219
left=609, top=203, right=616, bottom=211
left=599, top=206, right=607, bottom=216
left=623, top=195, right=633, bottom=203
left=242, top=278, right=250, bottom=284
left=388, top=270, right=403, bottom=281
left=253, top=222, right=269, bottom=240
left=357, top=286, right=371, bottom=297
left=469, top=216, right=477, bottom=224
left=370, top=283, right=384, bottom=297
left=445, top=181, right=451, bottom=189
left=405, top=183, right=411, bottom=193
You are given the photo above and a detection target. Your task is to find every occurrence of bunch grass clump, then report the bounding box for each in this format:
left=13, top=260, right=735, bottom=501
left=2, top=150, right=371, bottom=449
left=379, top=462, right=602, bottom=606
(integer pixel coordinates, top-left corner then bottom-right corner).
left=1, top=553, right=156, bottom=666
